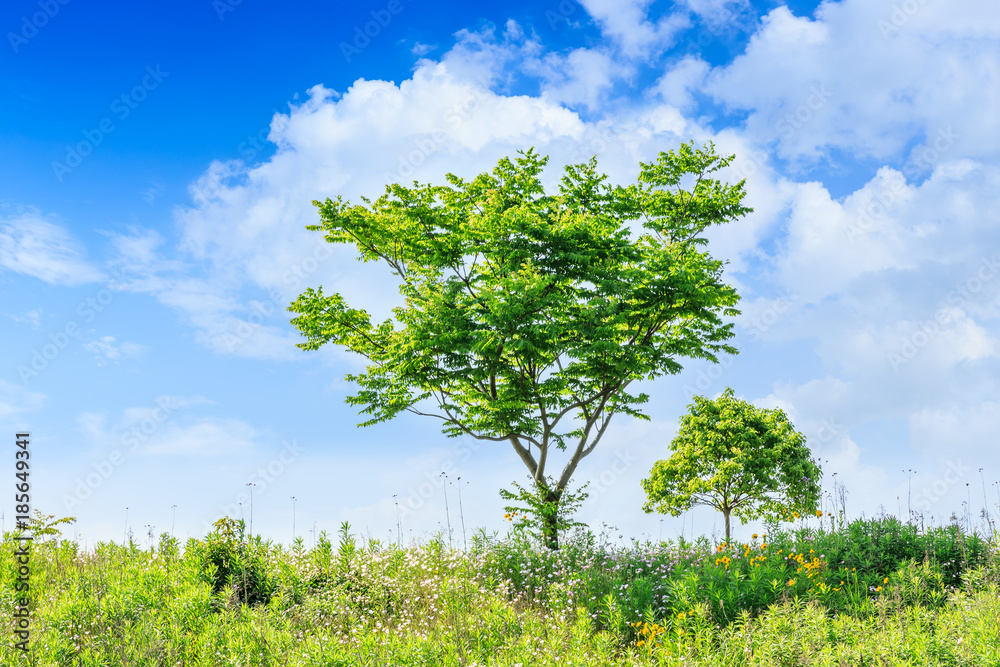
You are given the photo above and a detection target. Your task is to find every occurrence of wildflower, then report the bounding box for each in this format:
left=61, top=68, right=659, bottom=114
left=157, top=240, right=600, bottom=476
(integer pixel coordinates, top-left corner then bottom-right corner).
left=787, top=579, right=796, bottom=586
left=752, top=533, right=758, bottom=540
left=883, top=577, right=889, bottom=584
left=815, top=510, right=823, bottom=517
left=876, top=586, right=882, bottom=592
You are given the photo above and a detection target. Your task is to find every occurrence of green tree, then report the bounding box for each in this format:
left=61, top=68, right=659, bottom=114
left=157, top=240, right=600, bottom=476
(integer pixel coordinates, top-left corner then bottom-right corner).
left=641, top=387, right=822, bottom=542
left=289, top=141, right=750, bottom=549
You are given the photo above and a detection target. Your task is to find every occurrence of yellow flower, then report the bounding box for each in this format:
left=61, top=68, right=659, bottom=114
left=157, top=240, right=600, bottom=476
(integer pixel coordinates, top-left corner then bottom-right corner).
left=787, top=578, right=796, bottom=586
left=752, top=533, right=758, bottom=540
left=792, top=511, right=800, bottom=519
left=883, top=577, right=889, bottom=584
left=815, top=510, right=823, bottom=517
left=876, top=586, right=882, bottom=592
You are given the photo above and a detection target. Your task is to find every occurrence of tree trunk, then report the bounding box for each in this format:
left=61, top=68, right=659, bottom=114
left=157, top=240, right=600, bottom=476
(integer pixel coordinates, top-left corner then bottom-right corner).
left=542, top=510, right=559, bottom=550
left=538, top=484, right=561, bottom=550
left=724, top=508, right=731, bottom=543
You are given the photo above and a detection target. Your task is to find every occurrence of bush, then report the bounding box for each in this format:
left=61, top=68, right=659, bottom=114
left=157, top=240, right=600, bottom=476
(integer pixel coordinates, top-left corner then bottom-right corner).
left=196, top=517, right=275, bottom=608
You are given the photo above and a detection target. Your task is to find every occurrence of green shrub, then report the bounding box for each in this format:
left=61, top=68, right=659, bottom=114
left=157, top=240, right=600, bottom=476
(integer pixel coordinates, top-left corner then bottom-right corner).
left=196, top=517, right=275, bottom=608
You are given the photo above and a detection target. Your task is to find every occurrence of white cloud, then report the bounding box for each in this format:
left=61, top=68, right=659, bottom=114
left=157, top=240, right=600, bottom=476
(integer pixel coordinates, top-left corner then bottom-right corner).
left=652, top=55, right=709, bottom=111
left=526, top=47, right=629, bottom=110
left=83, top=336, right=145, bottom=366
left=411, top=42, right=435, bottom=56
left=76, top=396, right=260, bottom=458
left=0, top=380, right=45, bottom=421
left=682, top=0, right=756, bottom=27
left=124, top=28, right=711, bottom=362
left=8, top=309, right=41, bottom=328
left=703, top=1, right=1000, bottom=165
left=577, top=0, right=690, bottom=58
left=0, top=208, right=103, bottom=286
left=909, top=401, right=1000, bottom=462
left=141, top=420, right=259, bottom=457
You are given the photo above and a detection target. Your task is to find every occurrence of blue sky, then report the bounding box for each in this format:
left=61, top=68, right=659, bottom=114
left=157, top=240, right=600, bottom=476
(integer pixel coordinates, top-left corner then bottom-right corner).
left=3, top=0, right=999, bottom=549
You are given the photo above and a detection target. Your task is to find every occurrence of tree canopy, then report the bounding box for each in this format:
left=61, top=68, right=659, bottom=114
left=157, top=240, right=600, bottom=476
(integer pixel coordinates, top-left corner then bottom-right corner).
left=641, top=387, right=822, bottom=542
left=288, top=141, right=751, bottom=548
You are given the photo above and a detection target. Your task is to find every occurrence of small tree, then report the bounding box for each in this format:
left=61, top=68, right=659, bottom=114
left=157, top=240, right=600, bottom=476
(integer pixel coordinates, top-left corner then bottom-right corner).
left=641, top=387, right=821, bottom=542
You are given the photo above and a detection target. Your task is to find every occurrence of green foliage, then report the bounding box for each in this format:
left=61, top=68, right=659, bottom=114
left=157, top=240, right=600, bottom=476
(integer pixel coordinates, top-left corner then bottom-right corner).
left=499, top=477, right=589, bottom=548
left=0, top=515, right=997, bottom=665
left=196, top=517, right=275, bottom=608
left=12, top=510, right=76, bottom=541
left=642, top=387, right=822, bottom=540
left=289, top=142, right=750, bottom=548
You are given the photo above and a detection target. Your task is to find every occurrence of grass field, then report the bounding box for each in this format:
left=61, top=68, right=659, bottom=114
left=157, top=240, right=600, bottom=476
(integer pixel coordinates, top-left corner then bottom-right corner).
left=1, top=512, right=998, bottom=666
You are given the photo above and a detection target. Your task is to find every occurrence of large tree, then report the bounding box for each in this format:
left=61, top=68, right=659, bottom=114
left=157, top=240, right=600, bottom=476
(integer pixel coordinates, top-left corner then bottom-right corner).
left=288, top=141, right=750, bottom=549
left=641, top=387, right=822, bottom=542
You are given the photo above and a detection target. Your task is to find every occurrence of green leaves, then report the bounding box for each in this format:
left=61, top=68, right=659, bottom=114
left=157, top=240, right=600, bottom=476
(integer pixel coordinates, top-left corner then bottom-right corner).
left=290, top=143, right=751, bottom=547
left=641, top=387, right=822, bottom=540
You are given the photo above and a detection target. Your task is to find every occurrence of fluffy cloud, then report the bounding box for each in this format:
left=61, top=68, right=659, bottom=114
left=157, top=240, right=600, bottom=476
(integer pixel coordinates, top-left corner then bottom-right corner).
left=577, top=0, right=690, bottom=58
left=703, top=1, right=1000, bottom=165
left=123, top=26, right=716, bottom=363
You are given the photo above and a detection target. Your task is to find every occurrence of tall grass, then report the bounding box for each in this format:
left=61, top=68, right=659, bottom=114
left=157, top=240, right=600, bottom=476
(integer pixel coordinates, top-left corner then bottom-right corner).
left=0, top=514, right=997, bottom=666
